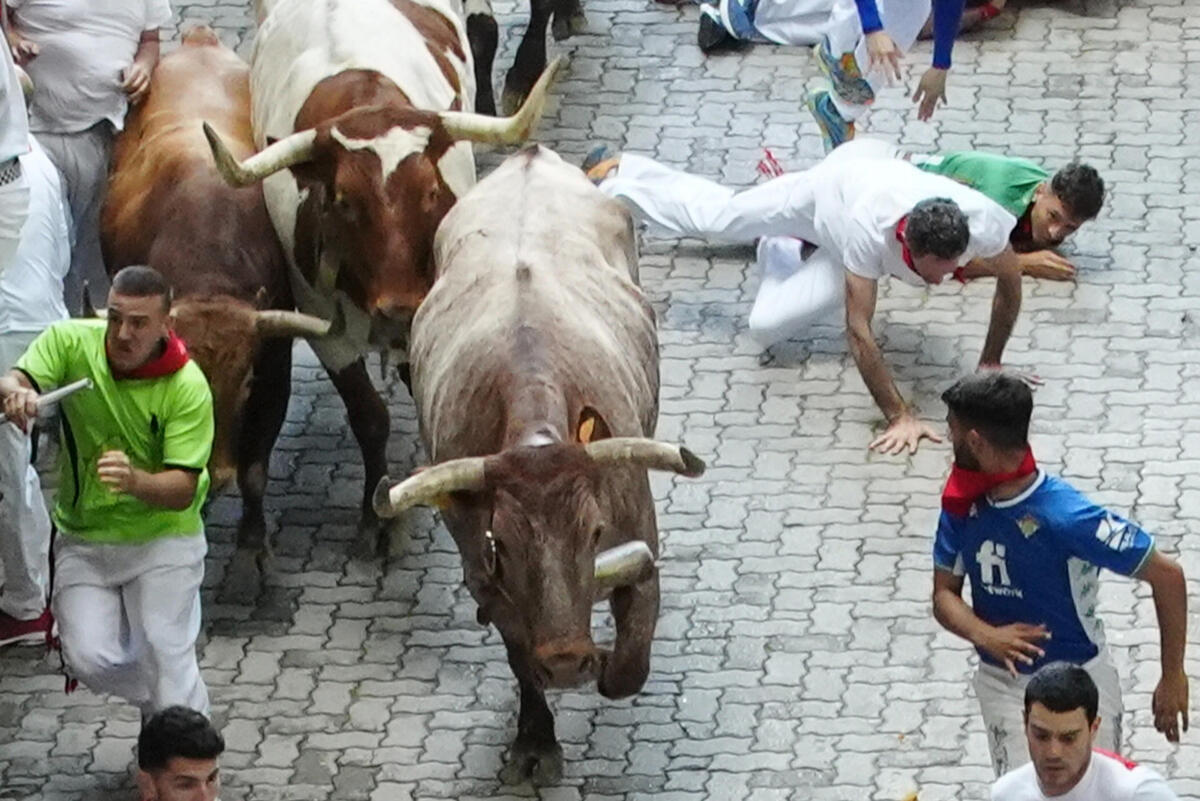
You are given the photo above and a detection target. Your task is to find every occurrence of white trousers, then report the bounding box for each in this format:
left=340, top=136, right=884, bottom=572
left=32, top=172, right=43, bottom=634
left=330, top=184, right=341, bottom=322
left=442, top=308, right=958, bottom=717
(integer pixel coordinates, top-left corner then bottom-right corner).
left=825, top=0, right=933, bottom=121
left=52, top=532, right=210, bottom=716
left=35, top=124, right=113, bottom=315
left=0, top=166, right=30, bottom=282
left=0, top=331, right=52, bottom=619
left=600, top=153, right=822, bottom=244
left=974, top=650, right=1124, bottom=777
left=750, top=0, right=837, bottom=45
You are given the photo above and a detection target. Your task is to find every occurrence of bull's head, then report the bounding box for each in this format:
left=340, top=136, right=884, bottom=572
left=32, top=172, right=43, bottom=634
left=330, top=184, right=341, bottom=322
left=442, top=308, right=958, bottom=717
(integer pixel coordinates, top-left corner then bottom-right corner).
left=203, top=58, right=565, bottom=346
left=169, top=300, right=332, bottom=488
left=372, top=435, right=705, bottom=689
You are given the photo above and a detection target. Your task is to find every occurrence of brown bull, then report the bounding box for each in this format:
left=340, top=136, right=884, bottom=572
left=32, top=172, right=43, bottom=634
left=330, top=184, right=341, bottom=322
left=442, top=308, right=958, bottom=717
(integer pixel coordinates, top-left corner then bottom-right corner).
left=102, top=26, right=330, bottom=598
left=205, top=0, right=564, bottom=569
left=374, top=146, right=705, bottom=784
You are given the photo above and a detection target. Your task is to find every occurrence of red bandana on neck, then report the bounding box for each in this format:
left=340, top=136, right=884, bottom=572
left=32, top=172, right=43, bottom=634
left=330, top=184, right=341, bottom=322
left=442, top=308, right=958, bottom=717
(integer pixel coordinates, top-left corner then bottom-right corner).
left=108, top=332, right=191, bottom=380
left=895, top=215, right=916, bottom=273
left=942, top=446, right=1037, bottom=517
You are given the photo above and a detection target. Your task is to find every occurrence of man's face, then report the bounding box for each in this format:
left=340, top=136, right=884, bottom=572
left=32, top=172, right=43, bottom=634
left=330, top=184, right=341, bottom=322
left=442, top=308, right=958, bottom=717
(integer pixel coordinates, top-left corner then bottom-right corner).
left=910, top=252, right=960, bottom=285
left=946, top=413, right=983, bottom=471
left=1025, top=702, right=1098, bottom=796
left=139, top=757, right=220, bottom=801
left=106, top=291, right=171, bottom=373
left=1029, top=184, right=1086, bottom=249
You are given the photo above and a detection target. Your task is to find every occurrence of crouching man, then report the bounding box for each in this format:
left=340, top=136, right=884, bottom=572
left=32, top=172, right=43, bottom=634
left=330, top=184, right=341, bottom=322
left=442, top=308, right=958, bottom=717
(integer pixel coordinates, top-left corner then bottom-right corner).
left=0, top=265, right=214, bottom=720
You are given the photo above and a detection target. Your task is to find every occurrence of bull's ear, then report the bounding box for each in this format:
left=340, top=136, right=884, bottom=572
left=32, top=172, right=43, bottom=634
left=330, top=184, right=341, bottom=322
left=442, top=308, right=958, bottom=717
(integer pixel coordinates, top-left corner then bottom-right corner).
left=577, top=406, right=612, bottom=444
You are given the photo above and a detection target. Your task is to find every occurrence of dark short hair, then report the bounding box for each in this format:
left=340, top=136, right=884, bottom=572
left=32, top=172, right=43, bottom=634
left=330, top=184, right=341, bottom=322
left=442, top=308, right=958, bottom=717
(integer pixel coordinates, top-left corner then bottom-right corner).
left=940, top=371, right=1033, bottom=450
left=906, top=198, right=970, bottom=260
left=1024, top=663, right=1099, bottom=724
left=111, top=265, right=173, bottom=313
left=1050, top=161, right=1104, bottom=221
left=137, top=706, right=224, bottom=772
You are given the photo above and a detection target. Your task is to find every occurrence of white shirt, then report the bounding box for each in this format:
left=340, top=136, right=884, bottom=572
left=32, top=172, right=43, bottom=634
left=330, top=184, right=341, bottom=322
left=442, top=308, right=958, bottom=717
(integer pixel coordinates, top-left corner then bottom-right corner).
left=0, top=136, right=70, bottom=332
left=0, top=42, right=30, bottom=161
left=9, top=0, right=172, bottom=133
left=809, top=157, right=1016, bottom=287
left=991, top=750, right=1179, bottom=801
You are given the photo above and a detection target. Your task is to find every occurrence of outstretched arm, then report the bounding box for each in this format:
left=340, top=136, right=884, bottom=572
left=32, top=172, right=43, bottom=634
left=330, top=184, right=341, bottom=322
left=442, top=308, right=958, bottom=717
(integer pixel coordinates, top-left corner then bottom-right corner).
left=844, top=271, right=941, bottom=454
left=961, top=249, right=1076, bottom=282
left=1137, top=551, right=1189, bottom=742
left=978, top=246, right=1022, bottom=367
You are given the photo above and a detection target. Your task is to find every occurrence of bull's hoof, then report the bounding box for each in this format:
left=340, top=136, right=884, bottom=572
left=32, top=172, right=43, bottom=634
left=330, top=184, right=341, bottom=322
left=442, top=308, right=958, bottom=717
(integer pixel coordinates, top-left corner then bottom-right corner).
left=349, top=525, right=382, bottom=561
left=500, top=86, right=527, bottom=118
left=551, top=10, right=586, bottom=41
left=222, top=548, right=264, bottom=604
left=500, top=741, right=564, bottom=786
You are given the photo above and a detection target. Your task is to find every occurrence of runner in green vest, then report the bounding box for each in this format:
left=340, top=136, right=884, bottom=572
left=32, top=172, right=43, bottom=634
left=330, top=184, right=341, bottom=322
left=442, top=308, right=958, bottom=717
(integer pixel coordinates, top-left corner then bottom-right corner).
left=0, top=265, right=214, bottom=725
left=914, top=151, right=1105, bottom=281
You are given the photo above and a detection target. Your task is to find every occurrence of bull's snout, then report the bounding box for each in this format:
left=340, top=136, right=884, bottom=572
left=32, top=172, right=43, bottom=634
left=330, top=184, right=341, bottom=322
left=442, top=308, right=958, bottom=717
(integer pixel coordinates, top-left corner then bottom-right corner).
left=533, top=638, right=598, bottom=688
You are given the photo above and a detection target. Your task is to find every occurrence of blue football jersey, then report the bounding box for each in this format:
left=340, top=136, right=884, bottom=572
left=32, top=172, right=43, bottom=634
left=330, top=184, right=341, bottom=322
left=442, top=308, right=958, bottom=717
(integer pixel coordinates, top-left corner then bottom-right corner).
left=933, top=471, right=1155, bottom=672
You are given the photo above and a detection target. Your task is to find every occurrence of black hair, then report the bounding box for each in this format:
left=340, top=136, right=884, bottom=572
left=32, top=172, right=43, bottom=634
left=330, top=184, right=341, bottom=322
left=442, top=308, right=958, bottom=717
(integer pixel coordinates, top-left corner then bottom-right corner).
left=1024, top=663, right=1099, bottom=724
left=137, top=706, right=225, bottom=772
left=111, top=265, right=173, bottom=313
left=940, top=371, right=1033, bottom=451
left=1050, top=161, right=1104, bottom=221
left=906, top=198, right=970, bottom=259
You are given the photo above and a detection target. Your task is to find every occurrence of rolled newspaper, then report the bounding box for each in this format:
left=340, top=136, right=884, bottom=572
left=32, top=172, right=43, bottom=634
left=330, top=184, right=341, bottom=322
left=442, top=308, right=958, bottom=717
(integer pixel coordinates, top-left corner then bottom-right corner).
left=0, top=377, right=93, bottom=425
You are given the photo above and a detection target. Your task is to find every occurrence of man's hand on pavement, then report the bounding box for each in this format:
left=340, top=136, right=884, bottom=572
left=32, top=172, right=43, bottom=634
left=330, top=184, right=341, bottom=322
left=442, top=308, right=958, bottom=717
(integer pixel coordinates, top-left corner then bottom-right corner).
left=1152, top=671, right=1190, bottom=743
left=865, top=31, right=902, bottom=83
left=121, top=62, right=152, bottom=104
left=97, top=451, right=142, bottom=495
left=1021, top=250, right=1077, bottom=281
left=912, top=67, right=948, bottom=121
left=2, top=386, right=40, bottom=433
left=979, top=622, right=1051, bottom=677
left=869, top=412, right=943, bottom=455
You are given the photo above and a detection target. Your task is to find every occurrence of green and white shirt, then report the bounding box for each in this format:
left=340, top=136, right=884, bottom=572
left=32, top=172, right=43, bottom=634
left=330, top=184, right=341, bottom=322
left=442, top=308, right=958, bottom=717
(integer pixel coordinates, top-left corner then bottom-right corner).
left=16, top=320, right=213, bottom=544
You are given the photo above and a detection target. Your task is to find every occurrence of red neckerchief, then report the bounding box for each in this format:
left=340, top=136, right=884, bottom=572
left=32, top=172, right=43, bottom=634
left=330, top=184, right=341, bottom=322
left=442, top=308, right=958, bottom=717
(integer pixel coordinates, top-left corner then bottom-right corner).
left=942, top=446, right=1037, bottom=517
left=895, top=215, right=916, bottom=274
left=1093, top=749, right=1138, bottom=771
left=108, top=332, right=191, bottom=380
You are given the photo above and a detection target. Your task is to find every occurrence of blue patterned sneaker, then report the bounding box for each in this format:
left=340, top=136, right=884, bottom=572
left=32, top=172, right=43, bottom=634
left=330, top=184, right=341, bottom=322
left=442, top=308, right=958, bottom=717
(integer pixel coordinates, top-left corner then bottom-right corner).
left=807, top=90, right=855, bottom=153
left=812, top=35, right=875, bottom=106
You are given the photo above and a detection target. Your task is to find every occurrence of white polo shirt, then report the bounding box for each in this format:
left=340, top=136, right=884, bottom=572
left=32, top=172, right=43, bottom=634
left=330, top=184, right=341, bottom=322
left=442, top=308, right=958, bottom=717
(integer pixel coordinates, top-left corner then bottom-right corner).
left=0, top=42, right=30, bottom=162
left=0, top=136, right=70, bottom=333
left=991, top=749, right=1179, bottom=801
left=9, top=0, right=172, bottom=133
left=808, top=157, right=1016, bottom=287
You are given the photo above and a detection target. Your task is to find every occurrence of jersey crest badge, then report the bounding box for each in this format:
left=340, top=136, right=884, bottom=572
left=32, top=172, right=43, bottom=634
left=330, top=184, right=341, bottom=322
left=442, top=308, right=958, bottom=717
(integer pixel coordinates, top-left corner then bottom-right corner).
left=1017, top=513, right=1040, bottom=539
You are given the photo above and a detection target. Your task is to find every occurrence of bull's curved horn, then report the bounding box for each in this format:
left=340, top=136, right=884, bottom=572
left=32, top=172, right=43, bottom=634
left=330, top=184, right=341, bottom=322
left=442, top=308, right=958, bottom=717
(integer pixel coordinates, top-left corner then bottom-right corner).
left=203, top=123, right=316, bottom=187
left=255, top=310, right=333, bottom=339
left=373, top=457, right=488, bottom=517
left=583, top=437, right=706, bottom=478
left=438, top=56, right=566, bottom=145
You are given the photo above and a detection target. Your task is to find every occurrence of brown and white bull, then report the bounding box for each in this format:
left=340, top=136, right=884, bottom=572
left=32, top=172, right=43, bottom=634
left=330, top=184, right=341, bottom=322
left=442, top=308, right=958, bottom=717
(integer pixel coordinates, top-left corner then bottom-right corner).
left=373, top=146, right=705, bottom=784
left=205, top=0, right=562, bottom=564
left=102, top=25, right=332, bottom=599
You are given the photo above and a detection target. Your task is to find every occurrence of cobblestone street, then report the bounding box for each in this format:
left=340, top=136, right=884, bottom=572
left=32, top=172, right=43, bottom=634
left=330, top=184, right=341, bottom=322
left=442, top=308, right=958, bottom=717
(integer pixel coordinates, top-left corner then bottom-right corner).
left=3, top=0, right=1200, bottom=799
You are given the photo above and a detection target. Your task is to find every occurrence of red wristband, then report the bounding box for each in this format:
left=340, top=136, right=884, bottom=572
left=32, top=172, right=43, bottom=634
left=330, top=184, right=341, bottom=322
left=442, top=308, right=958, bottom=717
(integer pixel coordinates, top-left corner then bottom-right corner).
left=978, top=3, right=1001, bottom=20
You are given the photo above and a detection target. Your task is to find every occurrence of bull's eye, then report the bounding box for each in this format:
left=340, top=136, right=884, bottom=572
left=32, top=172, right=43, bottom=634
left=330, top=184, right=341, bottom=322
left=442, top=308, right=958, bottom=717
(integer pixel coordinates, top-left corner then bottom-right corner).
left=332, top=193, right=355, bottom=221
left=591, top=525, right=603, bottom=547
left=483, top=529, right=499, bottom=576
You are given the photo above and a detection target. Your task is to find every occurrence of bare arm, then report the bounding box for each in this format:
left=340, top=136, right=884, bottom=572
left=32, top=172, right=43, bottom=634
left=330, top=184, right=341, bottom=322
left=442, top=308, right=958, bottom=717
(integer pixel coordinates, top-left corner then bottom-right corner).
left=121, top=29, right=160, bottom=104
left=933, top=568, right=1050, bottom=677
left=845, top=271, right=903, bottom=421
left=845, top=271, right=942, bottom=454
left=960, top=250, right=1076, bottom=281
left=1138, top=550, right=1190, bottom=741
left=96, top=451, right=200, bottom=511
left=978, top=246, right=1022, bottom=367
